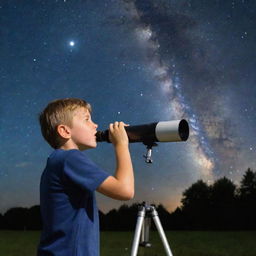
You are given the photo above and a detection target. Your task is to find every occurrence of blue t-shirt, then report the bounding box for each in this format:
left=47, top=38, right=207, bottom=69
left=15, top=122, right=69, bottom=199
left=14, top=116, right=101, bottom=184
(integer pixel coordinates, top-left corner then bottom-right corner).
left=37, top=149, right=110, bottom=256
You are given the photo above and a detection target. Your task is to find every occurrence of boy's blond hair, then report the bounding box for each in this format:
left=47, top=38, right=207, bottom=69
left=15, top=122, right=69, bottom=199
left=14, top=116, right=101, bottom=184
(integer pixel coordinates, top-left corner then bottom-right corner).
left=39, top=98, right=91, bottom=149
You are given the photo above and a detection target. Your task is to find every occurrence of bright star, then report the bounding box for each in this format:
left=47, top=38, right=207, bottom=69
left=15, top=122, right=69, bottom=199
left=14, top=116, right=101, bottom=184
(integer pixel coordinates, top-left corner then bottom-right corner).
left=69, top=41, right=75, bottom=47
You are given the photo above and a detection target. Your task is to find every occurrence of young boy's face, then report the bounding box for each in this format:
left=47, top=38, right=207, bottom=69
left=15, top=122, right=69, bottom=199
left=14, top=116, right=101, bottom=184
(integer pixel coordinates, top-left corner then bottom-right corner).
left=69, top=107, right=98, bottom=150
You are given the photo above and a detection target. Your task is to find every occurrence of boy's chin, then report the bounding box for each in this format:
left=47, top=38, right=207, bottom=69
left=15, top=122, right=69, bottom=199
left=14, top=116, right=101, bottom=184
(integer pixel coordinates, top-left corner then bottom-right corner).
left=81, top=143, right=97, bottom=150
left=91, top=143, right=97, bottom=148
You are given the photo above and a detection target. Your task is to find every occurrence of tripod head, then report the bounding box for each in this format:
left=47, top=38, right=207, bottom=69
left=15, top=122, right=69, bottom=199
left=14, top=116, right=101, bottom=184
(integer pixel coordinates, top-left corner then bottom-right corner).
left=143, top=142, right=158, bottom=163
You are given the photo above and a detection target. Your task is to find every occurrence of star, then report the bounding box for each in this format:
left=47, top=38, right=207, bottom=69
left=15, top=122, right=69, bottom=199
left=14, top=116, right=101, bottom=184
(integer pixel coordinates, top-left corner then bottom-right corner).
left=69, top=41, right=75, bottom=47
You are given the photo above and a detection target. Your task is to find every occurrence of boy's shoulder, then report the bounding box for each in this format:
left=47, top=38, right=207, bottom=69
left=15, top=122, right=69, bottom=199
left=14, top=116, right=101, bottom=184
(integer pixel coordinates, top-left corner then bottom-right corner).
left=51, top=149, right=95, bottom=165
left=51, top=148, right=83, bottom=158
left=43, top=148, right=109, bottom=194
left=47, top=149, right=86, bottom=165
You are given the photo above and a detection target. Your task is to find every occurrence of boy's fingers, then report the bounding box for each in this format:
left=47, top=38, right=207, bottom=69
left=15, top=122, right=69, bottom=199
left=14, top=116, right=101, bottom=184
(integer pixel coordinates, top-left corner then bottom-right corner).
left=110, top=121, right=129, bottom=130
left=109, top=123, right=114, bottom=132
left=113, top=121, right=119, bottom=128
left=118, top=121, right=129, bottom=126
left=119, top=122, right=128, bottom=130
left=113, top=121, right=124, bottom=127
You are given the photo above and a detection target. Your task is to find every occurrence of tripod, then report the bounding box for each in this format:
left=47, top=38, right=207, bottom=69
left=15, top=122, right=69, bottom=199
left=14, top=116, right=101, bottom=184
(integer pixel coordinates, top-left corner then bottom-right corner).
left=130, top=202, right=173, bottom=256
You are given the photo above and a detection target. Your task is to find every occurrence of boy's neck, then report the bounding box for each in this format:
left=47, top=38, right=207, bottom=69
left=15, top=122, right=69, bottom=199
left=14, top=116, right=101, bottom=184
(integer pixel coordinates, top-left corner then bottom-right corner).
left=59, top=140, right=79, bottom=151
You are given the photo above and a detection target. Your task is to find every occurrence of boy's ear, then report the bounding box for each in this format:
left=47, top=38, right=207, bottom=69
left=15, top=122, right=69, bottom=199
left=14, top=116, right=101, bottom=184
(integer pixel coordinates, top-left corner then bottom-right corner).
left=57, top=124, right=71, bottom=139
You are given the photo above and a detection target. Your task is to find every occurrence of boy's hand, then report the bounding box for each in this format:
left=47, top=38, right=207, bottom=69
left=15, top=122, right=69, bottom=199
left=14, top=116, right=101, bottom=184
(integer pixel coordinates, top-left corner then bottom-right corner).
left=109, top=121, right=129, bottom=146
left=97, top=121, right=134, bottom=201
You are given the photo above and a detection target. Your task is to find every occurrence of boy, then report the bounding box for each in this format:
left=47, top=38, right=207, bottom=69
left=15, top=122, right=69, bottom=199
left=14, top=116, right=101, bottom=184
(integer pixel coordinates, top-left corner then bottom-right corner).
left=37, top=98, right=134, bottom=256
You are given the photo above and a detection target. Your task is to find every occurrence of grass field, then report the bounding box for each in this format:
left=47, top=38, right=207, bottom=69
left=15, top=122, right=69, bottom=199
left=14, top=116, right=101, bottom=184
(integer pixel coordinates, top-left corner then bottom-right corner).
left=0, top=230, right=255, bottom=256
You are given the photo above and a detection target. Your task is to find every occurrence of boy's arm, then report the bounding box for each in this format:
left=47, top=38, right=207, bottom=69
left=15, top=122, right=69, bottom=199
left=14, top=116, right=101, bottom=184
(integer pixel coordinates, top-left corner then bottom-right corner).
left=97, top=121, right=134, bottom=201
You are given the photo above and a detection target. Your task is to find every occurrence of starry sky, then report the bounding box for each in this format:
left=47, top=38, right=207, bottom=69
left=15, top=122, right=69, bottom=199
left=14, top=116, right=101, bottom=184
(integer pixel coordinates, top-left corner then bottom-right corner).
left=1, top=0, right=255, bottom=214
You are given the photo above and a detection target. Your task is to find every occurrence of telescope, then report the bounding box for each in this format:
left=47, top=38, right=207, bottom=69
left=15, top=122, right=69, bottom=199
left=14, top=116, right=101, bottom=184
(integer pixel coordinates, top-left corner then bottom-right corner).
left=96, top=119, right=189, bottom=163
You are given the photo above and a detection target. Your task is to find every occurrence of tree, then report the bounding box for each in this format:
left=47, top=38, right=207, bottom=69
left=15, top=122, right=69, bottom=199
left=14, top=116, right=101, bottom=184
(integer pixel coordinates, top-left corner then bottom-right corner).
left=169, top=207, right=185, bottom=230
left=0, top=213, right=3, bottom=229
left=239, top=168, right=256, bottom=201
left=209, top=177, right=237, bottom=229
left=210, top=177, right=236, bottom=204
left=181, top=180, right=211, bottom=229
left=104, top=209, right=119, bottom=230
left=4, top=207, right=29, bottom=230
left=181, top=180, right=210, bottom=208
left=27, top=205, right=42, bottom=230
left=99, top=210, right=106, bottom=230
left=238, top=168, right=256, bottom=229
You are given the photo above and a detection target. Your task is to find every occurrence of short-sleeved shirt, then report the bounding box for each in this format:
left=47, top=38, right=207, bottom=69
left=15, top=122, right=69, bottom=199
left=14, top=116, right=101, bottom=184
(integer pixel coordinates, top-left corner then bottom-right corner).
left=37, top=149, right=110, bottom=256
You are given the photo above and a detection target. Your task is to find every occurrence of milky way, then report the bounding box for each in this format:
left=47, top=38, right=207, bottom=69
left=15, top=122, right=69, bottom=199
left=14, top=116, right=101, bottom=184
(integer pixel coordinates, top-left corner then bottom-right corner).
left=122, top=0, right=216, bottom=181
left=116, top=0, right=256, bottom=186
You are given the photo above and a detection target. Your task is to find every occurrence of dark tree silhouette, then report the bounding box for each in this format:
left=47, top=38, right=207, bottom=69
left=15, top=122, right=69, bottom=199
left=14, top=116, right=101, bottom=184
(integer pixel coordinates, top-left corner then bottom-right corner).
left=4, top=207, right=29, bottom=230
left=155, top=204, right=172, bottom=230
left=211, top=177, right=237, bottom=203
left=237, top=168, right=256, bottom=229
left=0, top=213, right=3, bottom=229
left=27, top=205, right=42, bottom=230
left=104, top=208, right=119, bottom=230
left=99, top=210, right=106, bottom=230
left=104, top=203, right=139, bottom=230
left=209, top=177, right=237, bottom=229
left=115, top=204, right=137, bottom=230
left=169, top=207, right=185, bottom=230
left=181, top=180, right=211, bottom=229
left=239, top=168, right=256, bottom=201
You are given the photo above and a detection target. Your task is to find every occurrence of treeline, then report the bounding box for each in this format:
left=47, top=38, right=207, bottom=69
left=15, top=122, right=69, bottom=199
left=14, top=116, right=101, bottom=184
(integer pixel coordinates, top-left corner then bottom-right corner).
left=1, top=168, right=255, bottom=230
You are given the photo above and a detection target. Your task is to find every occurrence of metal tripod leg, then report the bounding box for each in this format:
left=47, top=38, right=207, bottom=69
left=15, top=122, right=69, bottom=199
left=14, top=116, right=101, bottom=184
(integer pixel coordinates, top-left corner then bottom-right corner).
left=130, top=205, right=145, bottom=256
left=151, top=206, right=173, bottom=256
left=140, top=214, right=151, bottom=247
left=130, top=203, right=174, bottom=256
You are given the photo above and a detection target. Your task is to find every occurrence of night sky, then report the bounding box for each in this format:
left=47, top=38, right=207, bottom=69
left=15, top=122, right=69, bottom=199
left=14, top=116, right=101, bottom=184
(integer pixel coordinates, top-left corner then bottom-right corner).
left=1, top=0, right=255, bottom=214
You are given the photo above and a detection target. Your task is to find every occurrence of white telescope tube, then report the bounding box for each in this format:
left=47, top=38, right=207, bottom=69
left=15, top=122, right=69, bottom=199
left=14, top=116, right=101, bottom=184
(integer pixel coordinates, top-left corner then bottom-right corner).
left=156, top=120, right=188, bottom=142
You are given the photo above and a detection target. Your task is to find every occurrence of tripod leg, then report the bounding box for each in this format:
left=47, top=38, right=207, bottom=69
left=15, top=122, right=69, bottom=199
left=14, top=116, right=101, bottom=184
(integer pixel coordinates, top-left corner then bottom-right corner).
left=151, top=207, right=173, bottom=256
left=130, top=206, right=145, bottom=256
left=140, top=216, right=151, bottom=247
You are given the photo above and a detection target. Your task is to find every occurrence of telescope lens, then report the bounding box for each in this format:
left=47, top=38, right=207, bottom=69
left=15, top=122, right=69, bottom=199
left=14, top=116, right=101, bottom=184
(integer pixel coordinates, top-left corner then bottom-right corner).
left=179, top=119, right=189, bottom=141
